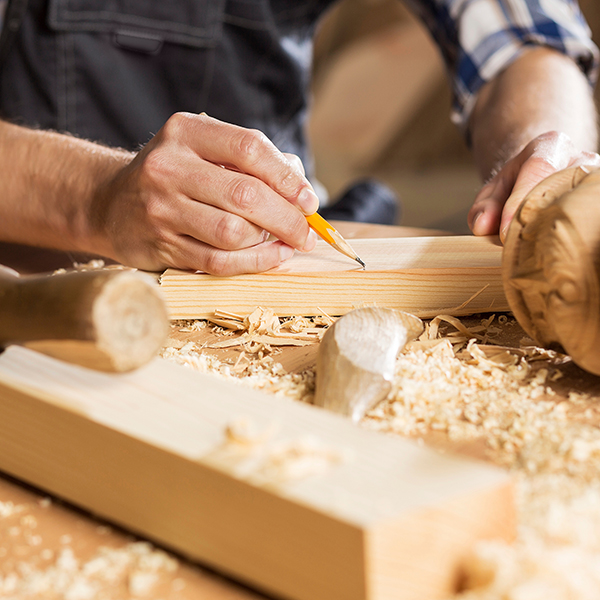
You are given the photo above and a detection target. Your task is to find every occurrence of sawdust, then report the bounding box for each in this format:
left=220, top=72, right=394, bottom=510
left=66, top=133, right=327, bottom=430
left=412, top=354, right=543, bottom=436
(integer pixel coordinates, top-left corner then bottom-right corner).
left=458, top=473, right=600, bottom=600
left=0, top=492, right=183, bottom=599
left=160, top=310, right=329, bottom=401
left=0, top=496, right=180, bottom=600
left=365, top=316, right=600, bottom=600
left=0, top=501, right=26, bottom=519
left=0, top=542, right=178, bottom=599
left=161, top=341, right=315, bottom=402
left=205, top=418, right=347, bottom=486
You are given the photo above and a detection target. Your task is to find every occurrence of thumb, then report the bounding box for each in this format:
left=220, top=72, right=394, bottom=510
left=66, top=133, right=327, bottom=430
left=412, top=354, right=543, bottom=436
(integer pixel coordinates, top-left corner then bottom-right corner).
left=499, top=156, right=560, bottom=242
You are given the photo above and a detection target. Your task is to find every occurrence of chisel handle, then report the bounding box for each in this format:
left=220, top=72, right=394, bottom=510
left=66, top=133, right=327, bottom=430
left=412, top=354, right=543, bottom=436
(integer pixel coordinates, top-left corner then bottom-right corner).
left=0, top=267, right=169, bottom=372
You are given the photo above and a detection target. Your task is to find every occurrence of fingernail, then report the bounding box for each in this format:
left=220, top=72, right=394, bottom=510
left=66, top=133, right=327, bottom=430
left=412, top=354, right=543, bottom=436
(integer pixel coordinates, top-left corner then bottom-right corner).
left=279, top=244, right=295, bottom=262
left=471, top=210, right=483, bottom=234
left=297, top=187, right=320, bottom=215
left=301, top=229, right=318, bottom=252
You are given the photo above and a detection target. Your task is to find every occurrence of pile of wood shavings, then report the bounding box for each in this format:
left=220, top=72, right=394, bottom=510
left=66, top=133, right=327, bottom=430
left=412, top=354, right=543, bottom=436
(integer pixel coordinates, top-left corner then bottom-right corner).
left=357, top=315, right=600, bottom=600
left=0, top=494, right=182, bottom=600
left=364, top=335, right=600, bottom=479
left=161, top=342, right=315, bottom=401
left=160, top=307, right=334, bottom=401
left=0, top=542, right=178, bottom=600
left=457, top=472, right=600, bottom=600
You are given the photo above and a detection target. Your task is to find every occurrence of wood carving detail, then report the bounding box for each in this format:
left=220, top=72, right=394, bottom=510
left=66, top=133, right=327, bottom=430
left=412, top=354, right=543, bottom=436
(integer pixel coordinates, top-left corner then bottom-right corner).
left=503, top=166, right=600, bottom=374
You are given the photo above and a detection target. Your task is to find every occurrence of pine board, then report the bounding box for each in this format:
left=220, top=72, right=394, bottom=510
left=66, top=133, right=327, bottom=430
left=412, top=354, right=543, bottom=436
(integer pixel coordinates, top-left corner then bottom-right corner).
left=0, top=346, right=514, bottom=600
left=160, top=236, right=508, bottom=319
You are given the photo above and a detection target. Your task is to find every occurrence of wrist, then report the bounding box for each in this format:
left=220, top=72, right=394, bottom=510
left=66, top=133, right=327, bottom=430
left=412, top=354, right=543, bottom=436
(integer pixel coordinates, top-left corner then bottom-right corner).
left=73, top=146, right=133, bottom=258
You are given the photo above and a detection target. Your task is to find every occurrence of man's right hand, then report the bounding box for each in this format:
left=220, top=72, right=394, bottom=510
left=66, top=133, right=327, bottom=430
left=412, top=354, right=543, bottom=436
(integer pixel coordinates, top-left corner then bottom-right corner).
left=89, top=112, right=319, bottom=275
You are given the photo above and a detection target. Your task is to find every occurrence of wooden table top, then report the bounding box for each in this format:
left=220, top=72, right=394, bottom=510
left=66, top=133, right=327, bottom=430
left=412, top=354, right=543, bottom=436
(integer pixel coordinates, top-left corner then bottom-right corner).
left=4, top=222, right=598, bottom=599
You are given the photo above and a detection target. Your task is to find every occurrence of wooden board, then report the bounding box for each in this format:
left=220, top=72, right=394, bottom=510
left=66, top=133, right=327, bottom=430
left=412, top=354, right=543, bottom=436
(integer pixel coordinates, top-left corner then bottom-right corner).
left=160, top=235, right=508, bottom=319
left=0, top=346, right=514, bottom=600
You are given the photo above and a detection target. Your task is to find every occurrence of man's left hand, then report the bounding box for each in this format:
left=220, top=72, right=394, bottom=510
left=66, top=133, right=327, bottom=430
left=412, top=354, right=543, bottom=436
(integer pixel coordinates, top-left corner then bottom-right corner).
left=468, top=131, right=600, bottom=242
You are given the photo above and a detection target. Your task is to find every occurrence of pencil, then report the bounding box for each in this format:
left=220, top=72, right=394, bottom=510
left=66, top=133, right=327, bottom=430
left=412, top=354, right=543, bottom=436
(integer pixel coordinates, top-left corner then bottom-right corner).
left=305, top=212, right=366, bottom=269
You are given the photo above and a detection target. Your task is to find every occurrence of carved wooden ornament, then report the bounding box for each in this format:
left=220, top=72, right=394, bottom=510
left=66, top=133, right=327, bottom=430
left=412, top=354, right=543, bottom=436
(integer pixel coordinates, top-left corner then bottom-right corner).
left=503, top=166, right=600, bottom=374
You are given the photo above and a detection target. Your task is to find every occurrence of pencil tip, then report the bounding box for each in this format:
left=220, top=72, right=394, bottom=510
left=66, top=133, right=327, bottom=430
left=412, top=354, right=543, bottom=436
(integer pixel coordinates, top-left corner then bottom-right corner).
left=356, top=257, right=366, bottom=269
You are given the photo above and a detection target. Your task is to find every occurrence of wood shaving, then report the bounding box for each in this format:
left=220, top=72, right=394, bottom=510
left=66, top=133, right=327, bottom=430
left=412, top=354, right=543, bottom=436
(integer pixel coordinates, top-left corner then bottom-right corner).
left=52, top=260, right=129, bottom=276
left=0, top=542, right=178, bottom=600
left=206, top=333, right=313, bottom=349
left=459, top=473, right=600, bottom=600
left=206, top=418, right=347, bottom=486
left=174, top=320, right=208, bottom=333
left=161, top=340, right=314, bottom=402
left=0, top=501, right=26, bottom=519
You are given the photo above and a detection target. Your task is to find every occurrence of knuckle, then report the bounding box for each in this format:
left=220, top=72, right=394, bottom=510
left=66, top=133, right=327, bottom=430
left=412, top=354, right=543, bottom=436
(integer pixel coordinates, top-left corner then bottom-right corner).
left=214, top=213, right=248, bottom=250
left=283, top=153, right=305, bottom=174
left=236, top=129, right=272, bottom=163
left=525, top=154, right=561, bottom=178
left=278, top=163, right=302, bottom=195
left=203, top=248, right=232, bottom=276
left=252, top=251, right=266, bottom=273
left=582, top=151, right=600, bottom=163
left=535, top=130, right=570, bottom=148
left=161, top=111, right=192, bottom=138
left=253, top=248, right=278, bottom=273
left=228, top=177, right=259, bottom=213
left=141, top=149, right=173, bottom=186
left=538, top=130, right=560, bottom=142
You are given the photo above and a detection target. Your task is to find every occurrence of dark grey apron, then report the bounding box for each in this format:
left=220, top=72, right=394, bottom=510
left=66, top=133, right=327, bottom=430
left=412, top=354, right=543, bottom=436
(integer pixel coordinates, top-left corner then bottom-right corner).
left=0, top=0, right=335, bottom=167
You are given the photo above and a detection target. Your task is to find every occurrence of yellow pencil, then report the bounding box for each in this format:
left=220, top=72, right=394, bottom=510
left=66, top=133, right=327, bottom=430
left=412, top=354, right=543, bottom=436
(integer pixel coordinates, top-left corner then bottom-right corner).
left=305, top=212, right=366, bottom=269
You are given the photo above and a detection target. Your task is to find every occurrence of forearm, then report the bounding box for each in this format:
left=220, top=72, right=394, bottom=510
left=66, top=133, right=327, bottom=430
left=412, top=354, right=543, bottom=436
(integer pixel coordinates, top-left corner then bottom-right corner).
left=469, top=47, right=598, bottom=180
left=0, top=120, right=132, bottom=253
left=0, top=113, right=318, bottom=274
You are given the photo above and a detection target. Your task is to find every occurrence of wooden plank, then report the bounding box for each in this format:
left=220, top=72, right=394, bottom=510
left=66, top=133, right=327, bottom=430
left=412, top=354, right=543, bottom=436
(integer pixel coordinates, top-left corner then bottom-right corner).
left=0, top=346, right=514, bottom=600
left=160, top=235, right=508, bottom=319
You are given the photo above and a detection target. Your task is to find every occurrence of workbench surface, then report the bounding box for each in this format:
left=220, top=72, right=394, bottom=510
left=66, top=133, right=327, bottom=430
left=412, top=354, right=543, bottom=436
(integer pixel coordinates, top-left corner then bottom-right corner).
left=2, top=223, right=600, bottom=599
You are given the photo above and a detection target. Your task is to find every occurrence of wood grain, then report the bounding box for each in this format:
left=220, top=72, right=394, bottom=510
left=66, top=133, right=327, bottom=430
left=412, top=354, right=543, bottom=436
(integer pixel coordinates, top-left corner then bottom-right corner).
left=160, top=235, right=508, bottom=319
left=0, top=346, right=514, bottom=600
left=503, top=166, right=600, bottom=375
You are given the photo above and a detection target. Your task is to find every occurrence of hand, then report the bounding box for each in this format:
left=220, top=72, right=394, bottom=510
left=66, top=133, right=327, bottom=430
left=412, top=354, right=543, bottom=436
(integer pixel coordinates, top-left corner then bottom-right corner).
left=468, top=131, right=600, bottom=242
left=89, top=113, right=319, bottom=274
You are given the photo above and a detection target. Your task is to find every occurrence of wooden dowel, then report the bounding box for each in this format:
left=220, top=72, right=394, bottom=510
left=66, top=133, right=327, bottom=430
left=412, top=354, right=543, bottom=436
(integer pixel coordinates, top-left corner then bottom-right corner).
left=0, top=268, right=169, bottom=372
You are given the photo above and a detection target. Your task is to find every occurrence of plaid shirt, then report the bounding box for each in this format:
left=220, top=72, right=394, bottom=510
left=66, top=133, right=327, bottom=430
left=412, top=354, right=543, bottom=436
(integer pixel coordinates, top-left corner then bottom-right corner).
left=406, top=0, right=599, bottom=132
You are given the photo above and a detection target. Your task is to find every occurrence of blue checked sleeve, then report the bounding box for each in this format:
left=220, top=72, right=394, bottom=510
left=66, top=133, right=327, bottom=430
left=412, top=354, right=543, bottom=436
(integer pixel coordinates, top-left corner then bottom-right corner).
left=404, top=0, right=599, bottom=133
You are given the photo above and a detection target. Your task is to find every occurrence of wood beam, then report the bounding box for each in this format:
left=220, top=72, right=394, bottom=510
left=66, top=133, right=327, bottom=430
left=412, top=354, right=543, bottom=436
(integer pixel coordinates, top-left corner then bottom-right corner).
left=0, top=346, right=514, bottom=600
left=160, top=236, right=508, bottom=319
